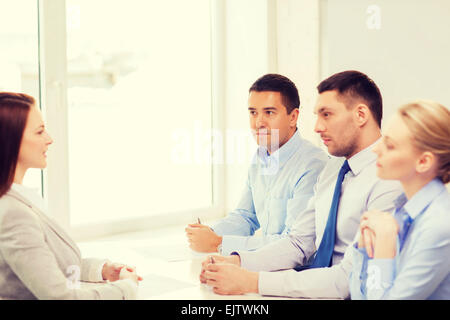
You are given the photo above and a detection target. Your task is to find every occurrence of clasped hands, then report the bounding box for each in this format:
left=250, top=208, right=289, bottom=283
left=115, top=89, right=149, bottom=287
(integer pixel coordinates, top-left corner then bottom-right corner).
left=358, top=210, right=400, bottom=259
left=185, top=222, right=258, bottom=295
left=191, top=210, right=400, bottom=295
left=197, top=254, right=259, bottom=295
left=102, top=261, right=144, bottom=285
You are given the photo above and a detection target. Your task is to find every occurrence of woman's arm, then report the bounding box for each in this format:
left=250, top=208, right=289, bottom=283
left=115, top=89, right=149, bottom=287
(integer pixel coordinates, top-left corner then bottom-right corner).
left=0, top=207, right=138, bottom=299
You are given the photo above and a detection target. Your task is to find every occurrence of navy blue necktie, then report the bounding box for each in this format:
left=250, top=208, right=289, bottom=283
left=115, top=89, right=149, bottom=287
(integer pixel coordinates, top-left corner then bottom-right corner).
left=295, top=160, right=351, bottom=271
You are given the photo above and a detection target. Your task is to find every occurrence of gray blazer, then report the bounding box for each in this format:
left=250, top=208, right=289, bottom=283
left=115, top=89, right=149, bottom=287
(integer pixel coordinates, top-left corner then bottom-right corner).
left=0, top=188, right=137, bottom=299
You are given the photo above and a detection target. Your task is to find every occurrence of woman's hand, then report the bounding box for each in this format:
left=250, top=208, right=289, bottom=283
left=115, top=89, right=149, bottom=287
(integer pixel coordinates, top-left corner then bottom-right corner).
left=102, top=262, right=143, bottom=284
left=358, top=226, right=376, bottom=258
left=359, top=210, right=399, bottom=259
left=102, top=262, right=127, bottom=281
left=119, top=266, right=144, bottom=285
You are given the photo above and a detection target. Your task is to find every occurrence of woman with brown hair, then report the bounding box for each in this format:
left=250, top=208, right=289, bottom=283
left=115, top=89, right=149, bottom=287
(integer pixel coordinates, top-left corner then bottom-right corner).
left=0, top=92, right=142, bottom=299
left=350, top=100, right=450, bottom=299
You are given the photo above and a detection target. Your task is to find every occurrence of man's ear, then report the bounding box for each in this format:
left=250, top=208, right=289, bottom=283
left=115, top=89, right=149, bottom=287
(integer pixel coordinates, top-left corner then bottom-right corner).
left=354, top=103, right=371, bottom=127
left=289, top=108, right=299, bottom=127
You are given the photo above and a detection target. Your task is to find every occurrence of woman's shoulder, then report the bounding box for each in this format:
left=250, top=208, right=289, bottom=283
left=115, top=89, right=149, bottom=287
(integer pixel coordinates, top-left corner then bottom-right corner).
left=417, top=190, right=450, bottom=239
left=425, top=185, right=450, bottom=216
left=430, top=189, right=450, bottom=221
left=0, top=189, right=31, bottom=209
left=0, top=192, right=40, bottom=228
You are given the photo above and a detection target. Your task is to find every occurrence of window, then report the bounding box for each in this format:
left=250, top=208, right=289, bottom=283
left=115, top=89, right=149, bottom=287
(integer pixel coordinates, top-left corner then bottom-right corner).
left=65, top=0, right=215, bottom=227
left=4, top=0, right=222, bottom=237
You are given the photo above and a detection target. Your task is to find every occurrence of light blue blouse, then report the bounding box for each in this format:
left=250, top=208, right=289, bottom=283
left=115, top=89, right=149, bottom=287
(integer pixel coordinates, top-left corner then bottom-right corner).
left=350, top=178, right=450, bottom=299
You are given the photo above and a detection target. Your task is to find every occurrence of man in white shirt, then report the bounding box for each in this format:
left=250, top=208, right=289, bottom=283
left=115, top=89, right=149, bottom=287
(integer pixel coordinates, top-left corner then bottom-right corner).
left=200, top=70, right=404, bottom=299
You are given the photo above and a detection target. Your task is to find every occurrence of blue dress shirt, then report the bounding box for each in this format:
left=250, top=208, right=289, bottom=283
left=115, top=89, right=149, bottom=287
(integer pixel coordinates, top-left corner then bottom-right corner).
left=212, top=131, right=328, bottom=255
left=350, top=178, right=450, bottom=299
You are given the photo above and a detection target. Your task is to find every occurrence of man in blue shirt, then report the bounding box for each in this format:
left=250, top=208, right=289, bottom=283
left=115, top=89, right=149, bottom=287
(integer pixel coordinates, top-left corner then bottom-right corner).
left=185, top=74, right=328, bottom=255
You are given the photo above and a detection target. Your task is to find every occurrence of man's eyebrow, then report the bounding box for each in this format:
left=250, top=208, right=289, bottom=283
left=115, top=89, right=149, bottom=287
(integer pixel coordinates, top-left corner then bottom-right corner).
left=248, top=106, right=277, bottom=110
left=314, top=106, right=330, bottom=114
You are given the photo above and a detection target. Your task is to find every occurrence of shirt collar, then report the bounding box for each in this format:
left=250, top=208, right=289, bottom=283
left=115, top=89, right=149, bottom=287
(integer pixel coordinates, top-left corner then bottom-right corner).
left=346, top=138, right=380, bottom=175
left=256, top=130, right=302, bottom=168
left=402, top=178, right=447, bottom=220
left=394, top=193, right=408, bottom=209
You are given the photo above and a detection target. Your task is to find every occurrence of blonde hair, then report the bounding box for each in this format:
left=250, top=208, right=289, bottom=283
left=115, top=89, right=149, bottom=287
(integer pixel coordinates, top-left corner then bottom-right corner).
left=398, top=100, right=450, bottom=184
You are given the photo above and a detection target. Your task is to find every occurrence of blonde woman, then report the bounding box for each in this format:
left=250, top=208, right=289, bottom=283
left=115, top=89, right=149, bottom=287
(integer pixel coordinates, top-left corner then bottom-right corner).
left=350, top=100, right=450, bottom=299
left=0, top=92, right=143, bottom=299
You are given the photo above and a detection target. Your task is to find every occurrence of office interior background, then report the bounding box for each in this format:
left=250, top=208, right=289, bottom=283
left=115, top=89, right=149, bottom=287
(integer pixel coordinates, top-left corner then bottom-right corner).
left=1, top=0, right=449, bottom=241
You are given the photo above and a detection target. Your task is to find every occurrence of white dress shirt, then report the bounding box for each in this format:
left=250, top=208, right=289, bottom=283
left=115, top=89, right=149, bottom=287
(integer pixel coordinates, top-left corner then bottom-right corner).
left=235, top=140, right=404, bottom=299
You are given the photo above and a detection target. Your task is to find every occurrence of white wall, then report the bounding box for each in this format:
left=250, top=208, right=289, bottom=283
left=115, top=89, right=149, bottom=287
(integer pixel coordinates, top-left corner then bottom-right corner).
left=222, top=0, right=323, bottom=214
left=320, top=0, right=450, bottom=125
left=222, top=0, right=450, bottom=214
left=222, top=0, right=275, bottom=213
left=276, top=0, right=322, bottom=145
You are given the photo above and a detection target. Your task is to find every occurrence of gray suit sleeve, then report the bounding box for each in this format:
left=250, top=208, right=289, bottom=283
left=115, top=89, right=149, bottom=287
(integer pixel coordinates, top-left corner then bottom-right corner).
left=0, top=208, right=137, bottom=300
left=81, top=258, right=109, bottom=282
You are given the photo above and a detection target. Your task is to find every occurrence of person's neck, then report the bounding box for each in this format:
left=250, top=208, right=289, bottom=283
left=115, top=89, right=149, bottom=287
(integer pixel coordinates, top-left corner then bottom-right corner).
left=267, top=127, right=297, bottom=155
left=346, top=128, right=381, bottom=159
left=13, top=165, right=26, bottom=185
left=401, top=174, right=436, bottom=200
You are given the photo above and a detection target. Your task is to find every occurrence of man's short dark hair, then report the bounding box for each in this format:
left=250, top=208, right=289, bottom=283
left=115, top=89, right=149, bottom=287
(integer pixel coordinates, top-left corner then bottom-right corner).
left=317, top=70, right=383, bottom=127
left=249, top=74, right=300, bottom=114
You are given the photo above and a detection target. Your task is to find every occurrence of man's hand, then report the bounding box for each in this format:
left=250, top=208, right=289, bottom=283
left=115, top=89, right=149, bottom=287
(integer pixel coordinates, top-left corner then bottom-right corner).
left=185, top=223, right=222, bottom=252
left=199, top=255, right=241, bottom=283
left=204, top=262, right=259, bottom=295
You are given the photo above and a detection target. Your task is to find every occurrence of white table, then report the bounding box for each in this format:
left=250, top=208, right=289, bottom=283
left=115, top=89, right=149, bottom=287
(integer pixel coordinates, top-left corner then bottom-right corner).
left=76, top=224, right=302, bottom=300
